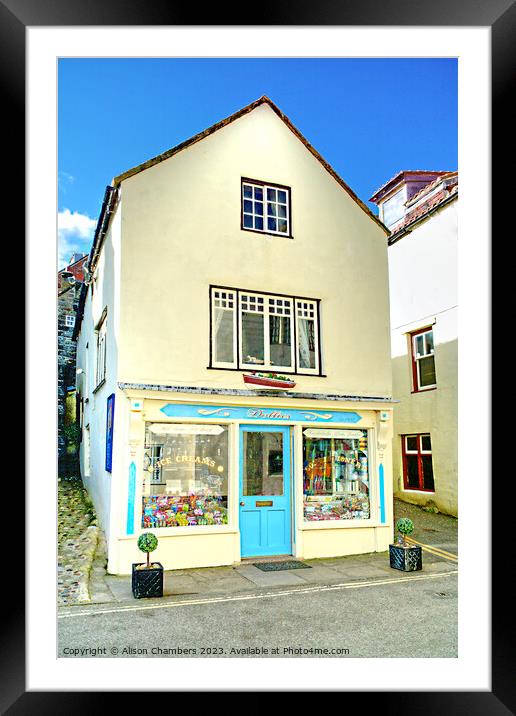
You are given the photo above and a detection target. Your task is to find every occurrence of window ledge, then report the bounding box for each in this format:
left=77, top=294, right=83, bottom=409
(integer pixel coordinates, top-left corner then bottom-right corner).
left=118, top=527, right=239, bottom=540
left=411, top=387, right=437, bottom=394
left=206, top=366, right=327, bottom=378
left=301, top=520, right=388, bottom=530
left=241, top=227, right=294, bottom=240
left=92, top=378, right=106, bottom=394
left=402, top=489, right=436, bottom=494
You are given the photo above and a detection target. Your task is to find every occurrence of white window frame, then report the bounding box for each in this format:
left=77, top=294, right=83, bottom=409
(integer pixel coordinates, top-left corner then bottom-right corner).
left=95, top=313, right=107, bottom=389
left=210, top=287, right=321, bottom=375
left=242, top=180, right=291, bottom=237
left=64, top=314, right=75, bottom=328
left=238, top=292, right=295, bottom=372
left=211, top=289, right=238, bottom=369
left=412, top=328, right=436, bottom=391
left=295, top=299, right=320, bottom=375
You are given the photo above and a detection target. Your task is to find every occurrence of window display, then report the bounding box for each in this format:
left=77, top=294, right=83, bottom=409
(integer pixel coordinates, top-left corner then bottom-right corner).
left=303, top=429, right=370, bottom=521
left=142, top=423, right=229, bottom=528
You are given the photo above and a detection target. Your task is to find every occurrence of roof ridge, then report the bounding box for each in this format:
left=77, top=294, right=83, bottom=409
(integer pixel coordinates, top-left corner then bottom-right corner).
left=369, top=169, right=451, bottom=203
left=405, top=171, right=458, bottom=207
left=112, top=96, right=389, bottom=235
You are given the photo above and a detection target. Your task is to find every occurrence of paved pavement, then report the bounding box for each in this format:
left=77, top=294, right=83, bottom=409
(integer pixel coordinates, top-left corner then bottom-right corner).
left=58, top=499, right=458, bottom=658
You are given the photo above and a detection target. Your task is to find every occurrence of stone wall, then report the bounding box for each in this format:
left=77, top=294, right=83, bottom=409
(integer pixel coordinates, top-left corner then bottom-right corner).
left=58, top=280, right=82, bottom=473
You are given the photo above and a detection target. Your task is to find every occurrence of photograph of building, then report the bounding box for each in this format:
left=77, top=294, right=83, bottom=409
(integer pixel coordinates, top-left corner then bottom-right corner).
left=55, top=56, right=460, bottom=662
left=74, top=97, right=395, bottom=574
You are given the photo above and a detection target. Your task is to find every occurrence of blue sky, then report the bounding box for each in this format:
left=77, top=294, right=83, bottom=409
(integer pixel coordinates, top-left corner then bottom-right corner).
left=58, top=57, right=457, bottom=268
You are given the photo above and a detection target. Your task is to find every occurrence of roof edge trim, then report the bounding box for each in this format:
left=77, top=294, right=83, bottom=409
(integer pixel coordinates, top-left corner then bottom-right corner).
left=113, top=95, right=389, bottom=235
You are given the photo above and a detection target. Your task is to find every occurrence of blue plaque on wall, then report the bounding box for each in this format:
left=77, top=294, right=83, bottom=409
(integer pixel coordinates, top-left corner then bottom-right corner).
left=105, top=393, right=115, bottom=472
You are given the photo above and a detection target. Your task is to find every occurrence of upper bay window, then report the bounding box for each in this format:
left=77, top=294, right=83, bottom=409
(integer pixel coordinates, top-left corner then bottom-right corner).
left=210, top=286, right=320, bottom=375
left=242, top=179, right=291, bottom=237
left=410, top=327, right=436, bottom=392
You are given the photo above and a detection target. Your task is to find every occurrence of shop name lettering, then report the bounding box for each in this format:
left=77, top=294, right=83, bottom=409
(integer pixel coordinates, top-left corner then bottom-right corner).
left=247, top=409, right=291, bottom=419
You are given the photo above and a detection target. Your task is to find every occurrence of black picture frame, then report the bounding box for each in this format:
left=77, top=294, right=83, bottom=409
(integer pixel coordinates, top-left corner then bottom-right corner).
left=13, top=0, right=505, bottom=711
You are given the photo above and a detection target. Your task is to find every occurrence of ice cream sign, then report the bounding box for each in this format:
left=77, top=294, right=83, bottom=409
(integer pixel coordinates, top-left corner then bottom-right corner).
left=159, top=403, right=362, bottom=424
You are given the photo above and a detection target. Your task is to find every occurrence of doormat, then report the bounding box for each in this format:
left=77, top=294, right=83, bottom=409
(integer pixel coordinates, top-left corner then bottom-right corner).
left=254, top=560, right=312, bottom=572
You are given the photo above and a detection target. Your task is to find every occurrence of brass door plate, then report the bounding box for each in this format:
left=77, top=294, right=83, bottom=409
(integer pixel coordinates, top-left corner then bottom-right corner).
left=255, top=500, right=273, bottom=507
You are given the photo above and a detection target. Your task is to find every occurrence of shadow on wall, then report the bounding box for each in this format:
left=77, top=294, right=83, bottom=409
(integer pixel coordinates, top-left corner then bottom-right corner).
left=391, top=338, right=458, bottom=517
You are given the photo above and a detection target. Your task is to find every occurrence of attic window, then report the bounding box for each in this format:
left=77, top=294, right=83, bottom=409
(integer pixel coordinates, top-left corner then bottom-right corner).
left=382, top=187, right=406, bottom=228
left=241, top=179, right=291, bottom=237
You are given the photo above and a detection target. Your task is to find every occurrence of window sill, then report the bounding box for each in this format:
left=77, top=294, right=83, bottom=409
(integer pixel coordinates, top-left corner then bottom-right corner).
left=119, top=526, right=239, bottom=539
left=411, top=386, right=437, bottom=394
left=206, top=366, right=327, bottom=378
left=402, top=489, right=435, bottom=494
left=241, top=227, right=293, bottom=240
left=92, top=378, right=106, bottom=394
left=301, top=520, right=386, bottom=530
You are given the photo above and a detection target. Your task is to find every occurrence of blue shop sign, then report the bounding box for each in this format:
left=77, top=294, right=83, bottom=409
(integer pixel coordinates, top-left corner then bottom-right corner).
left=160, top=403, right=361, bottom=424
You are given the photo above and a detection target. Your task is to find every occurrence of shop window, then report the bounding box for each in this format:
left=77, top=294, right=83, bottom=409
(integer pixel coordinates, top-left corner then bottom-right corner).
left=210, top=286, right=320, bottom=375
left=402, top=434, right=435, bottom=492
left=142, top=424, right=229, bottom=528
left=303, top=429, right=370, bottom=522
left=95, top=313, right=107, bottom=389
left=410, top=327, right=436, bottom=391
left=242, top=179, right=291, bottom=237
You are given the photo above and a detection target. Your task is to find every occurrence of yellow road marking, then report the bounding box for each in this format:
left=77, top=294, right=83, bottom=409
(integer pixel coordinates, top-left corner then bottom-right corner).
left=58, top=570, right=458, bottom=619
left=405, top=537, right=458, bottom=562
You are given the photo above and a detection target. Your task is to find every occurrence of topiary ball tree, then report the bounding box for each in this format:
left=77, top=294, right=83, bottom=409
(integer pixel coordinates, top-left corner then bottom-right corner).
left=396, top=517, right=414, bottom=547
left=137, top=532, right=158, bottom=568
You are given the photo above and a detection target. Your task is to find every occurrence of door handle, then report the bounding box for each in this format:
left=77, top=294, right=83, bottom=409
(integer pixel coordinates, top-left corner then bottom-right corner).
left=240, top=501, right=245, bottom=506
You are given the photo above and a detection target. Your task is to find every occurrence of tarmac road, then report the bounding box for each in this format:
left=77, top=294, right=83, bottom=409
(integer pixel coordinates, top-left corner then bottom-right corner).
left=58, top=569, right=458, bottom=659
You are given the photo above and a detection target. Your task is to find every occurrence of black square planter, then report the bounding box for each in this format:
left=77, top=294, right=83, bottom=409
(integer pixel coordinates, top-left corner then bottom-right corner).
left=389, top=544, right=422, bottom=572
left=131, top=562, right=164, bottom=599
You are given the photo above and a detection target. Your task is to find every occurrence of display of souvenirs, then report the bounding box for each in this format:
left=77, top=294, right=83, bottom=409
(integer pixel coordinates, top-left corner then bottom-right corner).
left=303, top=494, right=370, bottom=521
left=142, top=494, right=228, bottom=528
left=303, top=432, right=370, bottom=521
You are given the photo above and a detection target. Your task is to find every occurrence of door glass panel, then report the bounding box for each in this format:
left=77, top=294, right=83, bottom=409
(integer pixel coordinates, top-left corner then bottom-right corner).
left=243, top=432, right=284, bottom=496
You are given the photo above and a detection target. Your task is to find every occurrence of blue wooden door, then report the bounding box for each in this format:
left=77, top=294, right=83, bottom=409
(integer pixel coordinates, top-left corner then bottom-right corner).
left=239, top=425, right=292, bottom=557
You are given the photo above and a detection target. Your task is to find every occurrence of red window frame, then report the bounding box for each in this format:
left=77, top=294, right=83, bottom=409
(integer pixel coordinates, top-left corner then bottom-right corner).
left=410, top=326, right=436, bottom=393
left=401, top=434, right=435, bottom=492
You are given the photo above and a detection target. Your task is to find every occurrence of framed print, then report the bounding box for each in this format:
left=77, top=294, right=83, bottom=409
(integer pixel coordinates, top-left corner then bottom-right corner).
left=16, top=0, right=509, bottom=711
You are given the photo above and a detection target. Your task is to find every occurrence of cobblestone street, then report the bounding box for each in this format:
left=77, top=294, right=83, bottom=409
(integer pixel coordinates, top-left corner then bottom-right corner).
left=57, top=479, right=100, bottom=606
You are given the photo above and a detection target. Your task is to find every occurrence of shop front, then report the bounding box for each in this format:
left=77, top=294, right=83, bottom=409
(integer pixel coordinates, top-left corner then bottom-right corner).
left=110, top=390, right=394, bottom=575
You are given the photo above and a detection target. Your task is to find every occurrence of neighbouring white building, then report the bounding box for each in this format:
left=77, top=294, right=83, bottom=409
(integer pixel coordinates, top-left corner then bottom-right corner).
left=75, top=96, right=395, bottom=575
left=370, top=170, right=458, bottom=516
